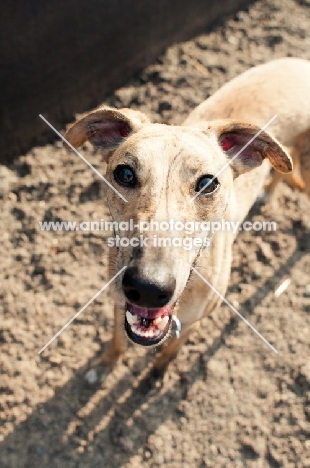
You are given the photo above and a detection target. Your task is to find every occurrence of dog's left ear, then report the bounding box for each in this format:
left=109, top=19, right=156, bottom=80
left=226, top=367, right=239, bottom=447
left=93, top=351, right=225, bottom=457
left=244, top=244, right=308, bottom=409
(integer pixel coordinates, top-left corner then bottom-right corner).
left=63, top=106, right=150, bottom=158
left=214, top=121, right=292, bottom=177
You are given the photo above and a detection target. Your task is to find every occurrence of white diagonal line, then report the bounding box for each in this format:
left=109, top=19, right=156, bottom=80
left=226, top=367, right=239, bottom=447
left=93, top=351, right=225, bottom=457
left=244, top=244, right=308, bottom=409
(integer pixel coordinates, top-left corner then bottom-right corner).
left=38, top=266, right=127, bottom=354
left=190, top=114, right=277, bottom=202
left=191, top=267, right=278, bottom=353
left=39, top=114, right=128, bottom=203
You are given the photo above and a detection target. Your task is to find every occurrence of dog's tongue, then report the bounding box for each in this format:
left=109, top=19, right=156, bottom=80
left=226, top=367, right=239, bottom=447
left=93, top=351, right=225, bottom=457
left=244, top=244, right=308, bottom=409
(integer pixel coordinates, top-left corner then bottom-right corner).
left=126, top=303, right=172, bottom=319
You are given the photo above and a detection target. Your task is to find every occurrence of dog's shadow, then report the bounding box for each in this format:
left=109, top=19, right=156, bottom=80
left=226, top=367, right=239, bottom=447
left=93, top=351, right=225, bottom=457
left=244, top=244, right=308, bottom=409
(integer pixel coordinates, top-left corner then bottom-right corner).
left=0, top=214, right=307, bottom=468
left=0, top=348, right=195, bottom=468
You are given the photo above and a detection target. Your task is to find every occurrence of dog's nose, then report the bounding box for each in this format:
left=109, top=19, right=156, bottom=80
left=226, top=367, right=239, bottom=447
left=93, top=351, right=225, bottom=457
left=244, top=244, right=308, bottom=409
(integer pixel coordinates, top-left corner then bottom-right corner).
left=122, top=267, right=176, bottom=308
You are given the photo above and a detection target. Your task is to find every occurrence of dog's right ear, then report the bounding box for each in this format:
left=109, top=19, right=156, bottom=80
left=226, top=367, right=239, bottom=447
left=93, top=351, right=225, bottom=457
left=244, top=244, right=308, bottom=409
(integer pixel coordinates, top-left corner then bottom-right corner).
left=63, top=106, right=150, bottom=157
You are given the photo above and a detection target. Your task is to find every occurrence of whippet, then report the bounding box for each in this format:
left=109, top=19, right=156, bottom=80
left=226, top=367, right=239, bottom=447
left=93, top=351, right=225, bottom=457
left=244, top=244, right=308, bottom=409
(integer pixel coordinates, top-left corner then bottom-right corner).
left=64, top=57, right=310, bottom=372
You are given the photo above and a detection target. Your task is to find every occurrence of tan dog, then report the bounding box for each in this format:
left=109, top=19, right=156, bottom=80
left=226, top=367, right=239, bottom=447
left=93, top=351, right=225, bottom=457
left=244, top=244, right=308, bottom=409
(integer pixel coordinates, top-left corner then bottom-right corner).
left=64, top=57, right=310, bottom=372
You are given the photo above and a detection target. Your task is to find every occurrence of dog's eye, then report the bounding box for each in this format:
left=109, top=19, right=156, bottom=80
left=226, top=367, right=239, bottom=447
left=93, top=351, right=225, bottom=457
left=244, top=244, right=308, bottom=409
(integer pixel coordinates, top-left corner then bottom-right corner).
left=113, top=165, right=137, bottom=187
left=195, top=175, right=219, bottom=195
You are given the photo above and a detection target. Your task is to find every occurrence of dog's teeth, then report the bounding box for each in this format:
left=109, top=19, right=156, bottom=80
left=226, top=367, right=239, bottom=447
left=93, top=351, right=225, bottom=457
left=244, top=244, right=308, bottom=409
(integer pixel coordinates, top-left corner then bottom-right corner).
left=157, top=316, right=169, bottom=330
left=126, top=310, right=138, bottom=325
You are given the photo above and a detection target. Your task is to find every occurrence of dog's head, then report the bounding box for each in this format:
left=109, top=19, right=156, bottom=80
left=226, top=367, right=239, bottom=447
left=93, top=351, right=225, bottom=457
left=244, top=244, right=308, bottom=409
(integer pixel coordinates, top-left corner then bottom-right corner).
left=64, top=106, right=292, bottom=347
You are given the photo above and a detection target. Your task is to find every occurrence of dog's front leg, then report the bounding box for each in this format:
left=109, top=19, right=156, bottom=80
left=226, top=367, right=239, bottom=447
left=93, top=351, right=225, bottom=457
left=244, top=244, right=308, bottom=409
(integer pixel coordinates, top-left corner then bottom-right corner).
left=153, top=322, right=200, bottom=374
left=99, top=304, right=127, bottom=368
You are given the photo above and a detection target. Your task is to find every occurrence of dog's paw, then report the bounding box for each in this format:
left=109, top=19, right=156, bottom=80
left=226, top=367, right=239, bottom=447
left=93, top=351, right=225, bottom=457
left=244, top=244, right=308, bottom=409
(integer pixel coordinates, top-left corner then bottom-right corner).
left=152, top=351, right=177, bottom=376
left=95, top=350, right=121, bottom=368
left=84, top=353, right=119, bottom=383
left=87, top=344, right=126, bottom=374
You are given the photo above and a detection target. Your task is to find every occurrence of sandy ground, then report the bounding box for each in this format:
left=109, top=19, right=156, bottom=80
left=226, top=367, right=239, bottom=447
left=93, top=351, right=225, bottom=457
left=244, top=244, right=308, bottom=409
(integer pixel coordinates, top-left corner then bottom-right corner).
left=1, top=0, right=310, bottom=466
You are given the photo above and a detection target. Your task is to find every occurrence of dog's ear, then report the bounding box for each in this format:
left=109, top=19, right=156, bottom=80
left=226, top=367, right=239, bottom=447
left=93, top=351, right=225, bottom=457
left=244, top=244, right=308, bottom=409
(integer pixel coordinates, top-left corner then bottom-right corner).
left=63, top=106, right=150, bottom=157
left=213, top=120, right=292, bottom=177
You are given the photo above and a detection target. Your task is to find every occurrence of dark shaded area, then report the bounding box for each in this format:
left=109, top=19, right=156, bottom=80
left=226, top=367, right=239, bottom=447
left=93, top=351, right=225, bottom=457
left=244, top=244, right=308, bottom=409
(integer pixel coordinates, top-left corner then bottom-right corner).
left=1, top=0, right=250, bottom=162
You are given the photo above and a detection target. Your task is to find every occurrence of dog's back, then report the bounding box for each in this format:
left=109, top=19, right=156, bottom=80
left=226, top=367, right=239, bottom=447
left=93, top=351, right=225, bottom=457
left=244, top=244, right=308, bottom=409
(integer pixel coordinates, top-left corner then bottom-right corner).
left=184, top=57, right=310, bottom=199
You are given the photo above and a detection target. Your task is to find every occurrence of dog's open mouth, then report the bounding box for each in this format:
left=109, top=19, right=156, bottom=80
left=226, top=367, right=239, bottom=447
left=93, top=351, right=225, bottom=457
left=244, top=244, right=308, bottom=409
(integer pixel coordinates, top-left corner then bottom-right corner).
left=124, top=303, right=173, bottom=346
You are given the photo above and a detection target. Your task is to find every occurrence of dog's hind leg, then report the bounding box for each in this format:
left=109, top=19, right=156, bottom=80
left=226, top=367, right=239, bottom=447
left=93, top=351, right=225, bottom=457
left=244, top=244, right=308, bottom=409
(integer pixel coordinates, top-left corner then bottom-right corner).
left=264, top=146, right=305, bottom=200
left=298, top=130, right=310, bottom=199
left=286, top=147, right=306, bottom=192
